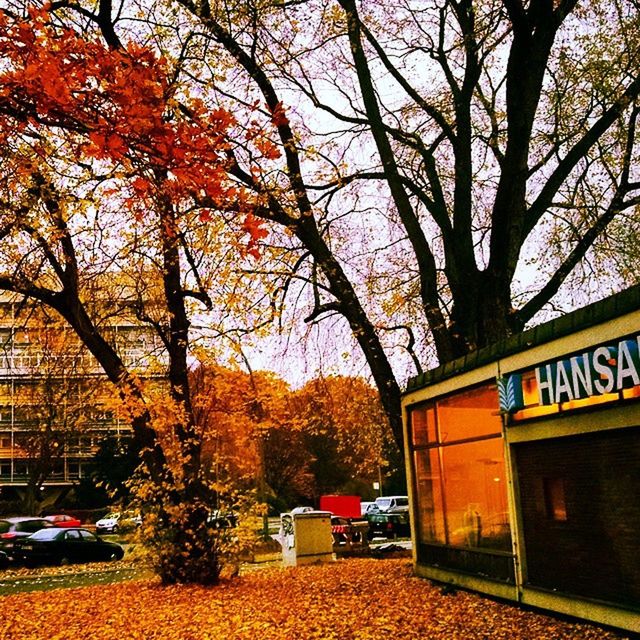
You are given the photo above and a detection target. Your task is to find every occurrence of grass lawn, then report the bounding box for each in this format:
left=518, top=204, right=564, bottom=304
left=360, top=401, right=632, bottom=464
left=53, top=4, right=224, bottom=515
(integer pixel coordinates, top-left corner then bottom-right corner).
left=0, top=558, right=628, bottom=639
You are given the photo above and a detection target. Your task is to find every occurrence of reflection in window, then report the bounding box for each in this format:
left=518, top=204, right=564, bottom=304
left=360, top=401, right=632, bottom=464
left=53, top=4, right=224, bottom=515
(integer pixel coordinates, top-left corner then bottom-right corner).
left=79, top=530, right=96, bottom=541
left=414, top=449, right=445, bottom=543
left=410, top=383, right=512, bottom=552
left=436, top=385, right=503, bottom=442
left=543, top=477, right=567, bottom=521
left=411, top=405, right=436, bottom=446
left=442, top=439, right=510, bottom=550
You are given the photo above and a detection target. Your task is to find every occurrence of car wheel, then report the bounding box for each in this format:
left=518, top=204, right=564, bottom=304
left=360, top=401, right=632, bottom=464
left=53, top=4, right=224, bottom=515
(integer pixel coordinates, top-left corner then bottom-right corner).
left=110, top=549, right=124, bottom=561
left=111, top=525, right=119, bottom=534
left=59, top=556, right=70, bottom=566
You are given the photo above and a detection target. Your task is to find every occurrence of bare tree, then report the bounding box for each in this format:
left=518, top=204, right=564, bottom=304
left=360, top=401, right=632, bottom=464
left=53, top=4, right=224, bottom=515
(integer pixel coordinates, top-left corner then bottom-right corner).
left=2, top=0, right=640, bottom=457
left=157, top=0, right=640, bottom=446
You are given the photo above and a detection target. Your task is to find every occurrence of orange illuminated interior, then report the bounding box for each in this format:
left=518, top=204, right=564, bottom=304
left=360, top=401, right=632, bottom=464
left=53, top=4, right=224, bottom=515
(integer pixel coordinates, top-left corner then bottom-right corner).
left=410, top=384, right=511, bottom=551
left=436, top=385, right=502, bottom=441
left=411, top=405, right=437, bottom=446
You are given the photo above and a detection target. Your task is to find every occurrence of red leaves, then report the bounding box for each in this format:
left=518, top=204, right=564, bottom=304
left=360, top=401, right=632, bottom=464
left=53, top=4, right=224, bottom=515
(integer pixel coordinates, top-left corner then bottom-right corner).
left=199, top=209, right=212, bottom=223
left=86, top=132, right=128, bottom=160
left=242, top=214, right=269, bottom=259
left=269, top=101, right=289, bottom=128
left=0, top=12, right=169, bottom=161
left=0, top=6, right=280, bottom=255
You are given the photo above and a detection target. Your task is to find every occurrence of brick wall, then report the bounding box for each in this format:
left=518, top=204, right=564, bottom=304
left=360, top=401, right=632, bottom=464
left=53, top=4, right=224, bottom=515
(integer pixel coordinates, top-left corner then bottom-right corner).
left=515, top=427, right=640, bottom=608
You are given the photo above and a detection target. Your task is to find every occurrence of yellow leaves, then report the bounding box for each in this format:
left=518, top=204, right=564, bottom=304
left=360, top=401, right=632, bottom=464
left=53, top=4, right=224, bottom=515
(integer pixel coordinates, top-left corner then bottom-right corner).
left=0, top=559, right=619, bottom=639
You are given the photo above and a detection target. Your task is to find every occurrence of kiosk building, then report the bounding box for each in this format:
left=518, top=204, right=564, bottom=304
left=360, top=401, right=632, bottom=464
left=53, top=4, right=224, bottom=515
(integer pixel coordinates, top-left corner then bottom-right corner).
left=402, top=286, right=640, bottom=632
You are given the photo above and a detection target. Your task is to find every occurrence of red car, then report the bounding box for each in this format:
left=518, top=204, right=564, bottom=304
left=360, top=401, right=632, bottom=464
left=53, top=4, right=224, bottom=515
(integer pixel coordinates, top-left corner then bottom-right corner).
left=44, top=514, right=82, bottom=528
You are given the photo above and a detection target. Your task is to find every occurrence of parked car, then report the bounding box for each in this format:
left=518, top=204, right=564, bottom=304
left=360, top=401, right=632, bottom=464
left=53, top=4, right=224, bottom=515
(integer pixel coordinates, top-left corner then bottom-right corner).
left=95, top=512, right=141, bottom=534
left=44, top=514, right=82, bottom=528
left=0, top=550, right=8, bottom=569
left=360, top=501, right=378, bottom=517
left=0, top=517, right=52, bottom=558
left=14, top=527, right=124, bottom=566
left=290, top=506, right=314, bottom=515
left=366, top=511, right=411, bottom=540
left=374, top=495, right=409, bottom=513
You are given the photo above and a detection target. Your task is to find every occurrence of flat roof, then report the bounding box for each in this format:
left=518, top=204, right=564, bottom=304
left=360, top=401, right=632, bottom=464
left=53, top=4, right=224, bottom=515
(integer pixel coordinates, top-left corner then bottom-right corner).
left=405, top=285, right=640, bottom=393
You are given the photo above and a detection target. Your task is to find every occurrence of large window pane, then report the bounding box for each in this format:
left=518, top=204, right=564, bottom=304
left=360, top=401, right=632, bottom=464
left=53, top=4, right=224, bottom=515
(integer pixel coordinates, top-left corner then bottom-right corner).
left=441, top=437, right=511, bottom=550
left=414, top=449, right=446, bottom=543
left=410, top=405, right=437, bottom=446
left=436, top=385, right=502, bottom=442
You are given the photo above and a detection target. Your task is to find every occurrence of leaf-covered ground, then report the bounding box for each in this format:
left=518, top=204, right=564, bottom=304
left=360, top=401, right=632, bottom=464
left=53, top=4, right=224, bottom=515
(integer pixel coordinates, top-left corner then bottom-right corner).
left=0, top=558, right=628, bottom=639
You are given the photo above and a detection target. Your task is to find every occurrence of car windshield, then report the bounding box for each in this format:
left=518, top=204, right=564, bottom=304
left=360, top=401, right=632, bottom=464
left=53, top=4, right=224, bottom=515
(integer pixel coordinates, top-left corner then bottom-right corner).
left=369, top=513, right=388, bottom=521
left=0, top=521, right=9, bottom=534
left=376, top=499, right=392, bottom=509
left=103, top=513, right=120, bottom=520
left=29, top=528, right=61, bottom=541
left=17, top=520, right=49, bottom=532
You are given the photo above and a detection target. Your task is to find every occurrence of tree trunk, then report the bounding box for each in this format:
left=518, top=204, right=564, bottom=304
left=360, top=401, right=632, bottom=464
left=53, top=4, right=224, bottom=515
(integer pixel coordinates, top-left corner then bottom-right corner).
left=21, top=480, right=42, bottom=516
left=294, top=216, right=404, bottom=451
left=152, top=495, right=222, bottom=585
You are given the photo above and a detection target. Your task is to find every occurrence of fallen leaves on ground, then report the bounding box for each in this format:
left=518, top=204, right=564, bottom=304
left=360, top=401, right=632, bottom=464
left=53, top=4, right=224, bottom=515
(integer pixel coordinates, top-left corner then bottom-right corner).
left=0, top=559, right=627, bottom=640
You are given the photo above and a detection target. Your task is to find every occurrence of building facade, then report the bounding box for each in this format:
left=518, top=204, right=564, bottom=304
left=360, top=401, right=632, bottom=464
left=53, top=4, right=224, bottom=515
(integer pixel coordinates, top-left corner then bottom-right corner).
left=0, top=294, right=166, bottom=507
left=402, top=286, right=640, bottom=632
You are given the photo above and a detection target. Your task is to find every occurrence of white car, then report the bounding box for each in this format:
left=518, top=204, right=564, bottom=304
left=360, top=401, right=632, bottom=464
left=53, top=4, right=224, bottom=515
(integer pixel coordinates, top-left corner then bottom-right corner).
left=374, top=496, right=409, bottom=513
left=95, top=512, right=141, bottom=534
left=360, top=501, right=378, bottom=517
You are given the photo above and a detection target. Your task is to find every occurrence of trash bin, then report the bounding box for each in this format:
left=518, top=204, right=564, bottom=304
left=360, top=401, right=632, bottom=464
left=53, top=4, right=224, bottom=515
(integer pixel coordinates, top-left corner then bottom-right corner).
left=279, top=510, right=334, bottom=566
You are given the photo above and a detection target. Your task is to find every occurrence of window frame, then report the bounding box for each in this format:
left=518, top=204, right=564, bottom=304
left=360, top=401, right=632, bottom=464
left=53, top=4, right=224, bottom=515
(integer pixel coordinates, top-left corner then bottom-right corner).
left=409, top=381, right=511, bottom=552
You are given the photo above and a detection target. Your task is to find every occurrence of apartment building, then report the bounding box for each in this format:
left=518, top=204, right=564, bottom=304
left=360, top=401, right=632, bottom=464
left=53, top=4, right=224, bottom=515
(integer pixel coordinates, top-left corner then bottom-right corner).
left=0, top=293, right=166, bottom=506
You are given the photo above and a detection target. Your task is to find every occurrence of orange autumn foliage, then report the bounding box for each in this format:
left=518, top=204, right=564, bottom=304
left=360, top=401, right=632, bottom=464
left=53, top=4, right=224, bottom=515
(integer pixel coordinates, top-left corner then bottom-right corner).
left=0, top=559, right=620, bottom=640
left=294, top=376, right=394, bottom=479
left=0, top=5, right=276, bottom=250
left=191, top=365, right=292, bottom=478
left=190, top=366, right=396, bottom=504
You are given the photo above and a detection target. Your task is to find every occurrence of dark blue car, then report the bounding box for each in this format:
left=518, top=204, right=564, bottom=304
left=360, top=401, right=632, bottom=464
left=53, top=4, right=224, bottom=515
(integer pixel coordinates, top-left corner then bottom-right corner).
left=14, top=527, right=124, bottom=566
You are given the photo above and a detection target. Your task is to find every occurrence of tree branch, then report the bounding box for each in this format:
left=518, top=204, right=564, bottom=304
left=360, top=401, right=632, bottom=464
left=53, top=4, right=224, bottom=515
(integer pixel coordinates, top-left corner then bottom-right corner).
left=337, top=0, right=454, bottom=362
left=525, top=75, right=640, bottom=239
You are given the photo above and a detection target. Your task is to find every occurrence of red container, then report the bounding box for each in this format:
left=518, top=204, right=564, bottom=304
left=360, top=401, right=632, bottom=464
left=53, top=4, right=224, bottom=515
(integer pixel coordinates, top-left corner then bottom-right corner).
left=319, top=495, right=361, bottom=519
